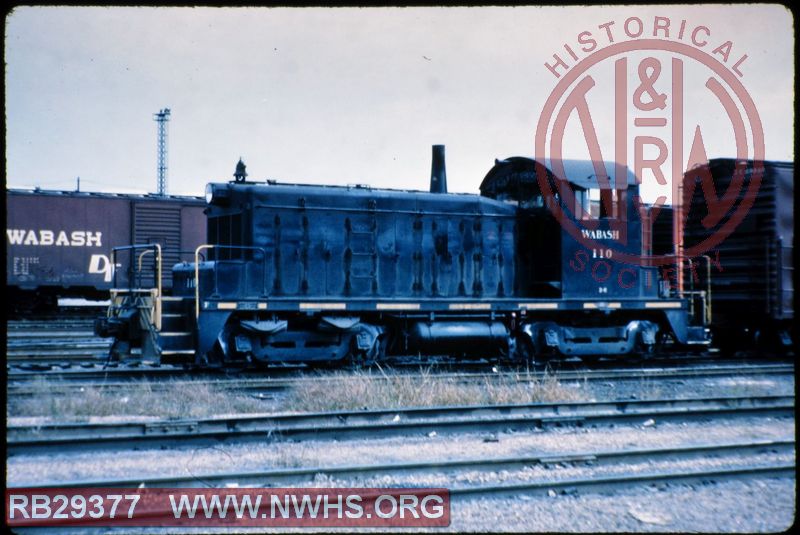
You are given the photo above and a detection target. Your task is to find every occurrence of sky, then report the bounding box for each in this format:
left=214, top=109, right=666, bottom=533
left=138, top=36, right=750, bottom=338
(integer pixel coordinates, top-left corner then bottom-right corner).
left=4, top=5, right=794, bottom=202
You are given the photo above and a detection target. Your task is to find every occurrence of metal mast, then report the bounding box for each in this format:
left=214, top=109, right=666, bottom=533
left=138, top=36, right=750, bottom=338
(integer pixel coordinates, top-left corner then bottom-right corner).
left=154, top=108, right=171, bottom=195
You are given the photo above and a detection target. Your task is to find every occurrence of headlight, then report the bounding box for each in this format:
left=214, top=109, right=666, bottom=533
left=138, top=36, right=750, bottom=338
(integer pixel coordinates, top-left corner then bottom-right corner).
left=205, top=183, right=230, bottom=205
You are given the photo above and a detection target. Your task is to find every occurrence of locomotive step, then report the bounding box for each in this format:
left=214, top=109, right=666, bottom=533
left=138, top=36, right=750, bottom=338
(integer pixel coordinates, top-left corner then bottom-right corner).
left=160, top=313, right=187, bottom=331
left=159, top=348, right=195, bottom=365
left=160, top=298, right=191, bottom=315
left=157, top=331, right=193, bottom=351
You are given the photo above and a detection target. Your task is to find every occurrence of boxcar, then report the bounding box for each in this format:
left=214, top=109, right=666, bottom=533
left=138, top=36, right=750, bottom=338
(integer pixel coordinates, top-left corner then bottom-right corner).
left=6, top=189, right=206, bottom=312
left=652, top=159, right=794, bottom=351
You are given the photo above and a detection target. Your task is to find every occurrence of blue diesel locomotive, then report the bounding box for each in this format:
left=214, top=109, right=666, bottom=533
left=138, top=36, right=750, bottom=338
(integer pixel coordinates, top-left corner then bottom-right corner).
left=95, top=147, right=710, bottom=366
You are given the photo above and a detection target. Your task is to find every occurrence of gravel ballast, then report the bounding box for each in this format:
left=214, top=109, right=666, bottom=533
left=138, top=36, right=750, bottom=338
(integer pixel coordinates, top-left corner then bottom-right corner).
left=7, top=417, right=795, bottom=532
left=6, top=372, right=794, bottom=532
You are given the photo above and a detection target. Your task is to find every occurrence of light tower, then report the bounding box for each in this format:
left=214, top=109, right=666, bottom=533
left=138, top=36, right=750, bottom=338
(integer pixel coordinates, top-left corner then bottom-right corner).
left=154, top=108, right=171, bottom=195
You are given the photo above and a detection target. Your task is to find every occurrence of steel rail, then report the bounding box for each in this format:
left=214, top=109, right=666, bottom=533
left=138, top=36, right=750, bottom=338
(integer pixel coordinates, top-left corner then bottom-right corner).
left=7, top=320, right=98, bottom=329
left=6, top=351, right=111, bottom=363
left=24, top=439, right=794, bottom=489
left=8, top=329, right=102, bottom=337
left=449, top=463, right=795, bottom=500
left=7, top=360, right=794, bottom=383
left=7, top=363, right=795, bottom=396
left=13, top=462, right=792, bottom=525
left=8, top=395, right=794, bottom=454
left=8, top=341, right=110, bottom=351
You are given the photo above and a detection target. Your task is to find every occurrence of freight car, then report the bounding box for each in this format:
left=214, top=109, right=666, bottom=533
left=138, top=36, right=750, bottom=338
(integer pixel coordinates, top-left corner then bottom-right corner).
left=6, top=189, right=206, bottom=314
left=95, top=150, right=710, bottom=366
left=653, top=159, right=794, bottom=353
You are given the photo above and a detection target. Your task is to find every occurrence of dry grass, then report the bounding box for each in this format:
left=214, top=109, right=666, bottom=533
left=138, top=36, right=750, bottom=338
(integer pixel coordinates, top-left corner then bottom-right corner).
left=8, top=366, right=587, bottom=421
left=8, top=376, right=267, bottom=421
left=283, top=365, right=588, bottom=413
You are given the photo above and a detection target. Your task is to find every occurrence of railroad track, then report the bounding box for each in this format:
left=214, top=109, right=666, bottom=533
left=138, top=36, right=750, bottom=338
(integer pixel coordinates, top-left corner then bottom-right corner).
left=18, top=440, right=794, bottom=503
left=6, top=362, right=795, bottom=397
left=7, top=317, right=112, bottom=364
left=8, top=394, right=794, bottom=455
left=7, top=317, right=98, bottom=330
left=7, top=343, right=112, bottom=362
left=6, top=346, right=791, bottom=372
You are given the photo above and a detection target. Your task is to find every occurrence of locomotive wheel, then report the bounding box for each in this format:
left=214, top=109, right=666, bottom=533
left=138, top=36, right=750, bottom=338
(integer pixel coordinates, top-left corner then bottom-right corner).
left=347, top=334, right=387, bottom=369
left=637, top=329, right=660, bottom=358
left=512, top=335, right=536, bottom=367
left=306, top=360, right=344, bottom=371
left=223, top=351, right=254, bottom=372
left=201, top=340, right=229, bottom=368
left=580, top=354, right=604, bottom=364
left=345, top=353, right=366, bottom=370
left=104, top=340, right=127, bottom=368
left=107, top=340, right=125, bottom=362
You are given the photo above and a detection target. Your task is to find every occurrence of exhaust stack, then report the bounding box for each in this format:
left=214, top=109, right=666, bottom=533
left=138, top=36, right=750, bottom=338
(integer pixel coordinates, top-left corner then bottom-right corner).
left=429, top=144, right=448, bottom=194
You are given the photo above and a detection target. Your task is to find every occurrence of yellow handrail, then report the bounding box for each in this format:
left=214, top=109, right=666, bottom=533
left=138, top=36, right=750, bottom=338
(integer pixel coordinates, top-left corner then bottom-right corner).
left=137, top=249, right=153, bottom=273
left=699, top=255, right=712, bottom=325
left=195, top=244, right=215, bottom=319
left=111, top=244, right=162, bottom=330
left=151, top=244, right=162, bottom=331
left=673, top=254, right=712, bottom=326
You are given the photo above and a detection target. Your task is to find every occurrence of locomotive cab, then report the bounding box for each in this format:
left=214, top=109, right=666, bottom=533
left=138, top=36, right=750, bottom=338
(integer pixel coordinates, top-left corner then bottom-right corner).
left=480, top=157, right=710, bottom=357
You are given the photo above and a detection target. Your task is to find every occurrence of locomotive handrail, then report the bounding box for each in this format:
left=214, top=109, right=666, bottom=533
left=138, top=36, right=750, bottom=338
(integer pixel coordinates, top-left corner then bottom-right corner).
left=111, top=244, right=162, bottom=331
left=177, top=250, right=205, bottom=262
left=667, top=255, right=694, bottom=300
left=699, top=255, right=712, bottom=325
left=658, top=254, right=692, bottom=294
left=137, top=249, right=154, bottom=274
left=683, top=257, right=695, bottom=319
left=138, top=248, right=207, bottom=269
left=679, top=255, right=712, bottom=325
left=194, top=245, right=268, bottom=318
left=111, top=244, right=162, bottom=297
left=776, top=239, right=783, bottom=317
left=665, top=253, right=713, bottom=326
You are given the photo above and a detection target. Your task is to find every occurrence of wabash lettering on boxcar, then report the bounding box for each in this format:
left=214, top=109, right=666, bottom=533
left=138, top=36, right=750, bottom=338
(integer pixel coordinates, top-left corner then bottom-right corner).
left=7, top=229, right=103, bottom=247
